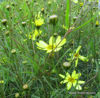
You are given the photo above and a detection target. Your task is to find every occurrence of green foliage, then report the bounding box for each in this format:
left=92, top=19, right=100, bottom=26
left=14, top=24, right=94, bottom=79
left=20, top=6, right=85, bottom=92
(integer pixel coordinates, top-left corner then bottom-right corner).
left=0, top=0, right=100, bottom=97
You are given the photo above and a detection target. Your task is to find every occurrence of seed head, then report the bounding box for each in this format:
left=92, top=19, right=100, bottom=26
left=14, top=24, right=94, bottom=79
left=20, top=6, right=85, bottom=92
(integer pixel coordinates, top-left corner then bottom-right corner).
left=23, top=84, right=28, bottom=90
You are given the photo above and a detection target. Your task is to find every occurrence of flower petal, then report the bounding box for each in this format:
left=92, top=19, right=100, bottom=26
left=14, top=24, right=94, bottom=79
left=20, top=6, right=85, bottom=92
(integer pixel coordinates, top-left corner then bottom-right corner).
left=36, top=41, right=48, bottom=50
left=66, top=72, right=71, bottom=77
left=55, top=36, right=61, bottom=45
left=76, top=46, right=81, bottom=54
left=54, top=47, right=62, bottom=52
left=73, top=80, right=77, bottom=87
left=61, top=79, right=68, bottom=84
left=72, top=70, right=81, bottom=79
left=79, top=55, right=88, bottom=62
left=57, top=38, right=66, bottom=47
left=49, top=36, right=55, bottom=45
left=78, top=80, right=85, bottom=84
left=75, top=59, right=78, bottom=67
left=76, top=85, right=82, bottom=90
left=46, top=50, right=52, bottom=53
left=59, top=74, right=65, bottom=78
left=67, top=82, right=72, bottom=90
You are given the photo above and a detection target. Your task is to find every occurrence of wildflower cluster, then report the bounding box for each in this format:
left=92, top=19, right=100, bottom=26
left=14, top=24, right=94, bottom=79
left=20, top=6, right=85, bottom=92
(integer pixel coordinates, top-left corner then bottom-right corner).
left=69, top=46, right=88, bottom=67
left=26, top=12, right=44, bottom=41
left=59, top=46, right=88, bottom=90
left=59, top=70, right=85, bottom=90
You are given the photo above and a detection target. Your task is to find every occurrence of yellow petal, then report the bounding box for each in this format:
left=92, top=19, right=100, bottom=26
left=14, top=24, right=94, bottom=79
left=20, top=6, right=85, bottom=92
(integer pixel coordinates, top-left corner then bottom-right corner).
left=56, top=36, right=61, bottom=45
left=57, top=38, right=66, bottom=47
left=72, top=70, right=76, bottom=77
left=78, top=80, right=85, bottom=84
left=73, top=80, right=77, bottom=87
left=59, top=74, right=65, bottom=78
left=46, top=50, right=52, bottom=53
left=72, top=70, right=81, bottom=79
left=76, top=46, right=81, bottom=54
left=49, top=36, right=55, bottom=45
left=67, top=82, right=72, bottom=90
left=66, top=72, right=71, bottom=77
left=36, top=41, right=48, bottom=50
left=61, top=79, right=68, bottom=84
left=76, top=85, right=82, bottom=90
left=79, top=55, right=88, bottom=62
left=75, top=59, right=78, bottom=67
left=32, top=34, right=36, bottom=40
left=54, top=47, right=62, bottom=52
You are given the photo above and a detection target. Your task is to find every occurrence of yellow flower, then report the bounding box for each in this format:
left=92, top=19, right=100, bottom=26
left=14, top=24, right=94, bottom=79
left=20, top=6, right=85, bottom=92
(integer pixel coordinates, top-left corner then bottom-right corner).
left=36, top=36, right=66, bottom=53
left=27, top=29, right=42, bottom=41
left=35, top=18, right=44, bottom=27
left=72, top=46, right=88, bottom=67
left=59, top=70, right=85, bottom=90
left=32, top=29, right=42, bottom=40
left=34, top=13, right=44, bottom=27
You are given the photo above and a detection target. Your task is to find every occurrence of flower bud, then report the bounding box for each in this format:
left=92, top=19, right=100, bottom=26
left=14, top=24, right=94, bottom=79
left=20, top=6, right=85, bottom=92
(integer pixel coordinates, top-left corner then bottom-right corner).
left=1, top=19, right=7, bottom=26
left=22, top=60, right=27, bottom=64
left=48, top=1, right=52, bottom=5
left=15, top=93, right=20, bottom=98
left=22, top=22, right=26, bottom=27
left=23, top=84, right=28, bottom=90
left=11, top=49, right=16, bottom=54
left=63, top=62, right=71, bottom=67
left=96, top=21, right=99, bottom=27
left=49, top=15, right=58, bottom=25
left=80, top=3, right=83, bottom=7
left=5, top=31, right=9, bottom=35
left=11, top=2, right=15, bottom=6
left=41, top=8, right=44, bottom=14
left=0, top=80, right=4, bottom=84
left=6, top=5, right=11, bottom=11
left=2, top=28, right=6, bottom=30
left=73, top=17, right=78, bottom=22
left=19, top=8, right=22, bottom=11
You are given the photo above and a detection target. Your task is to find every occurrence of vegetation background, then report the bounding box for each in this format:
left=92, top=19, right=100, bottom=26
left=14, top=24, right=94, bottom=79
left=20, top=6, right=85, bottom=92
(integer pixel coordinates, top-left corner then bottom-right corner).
left=0, top=0, right=100, bottom=98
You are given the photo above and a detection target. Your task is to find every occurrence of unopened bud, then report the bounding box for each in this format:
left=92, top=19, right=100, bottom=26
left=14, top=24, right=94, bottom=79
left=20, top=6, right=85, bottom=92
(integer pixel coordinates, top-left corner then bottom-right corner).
left=11, top=49, right=16, bottom=54
left=1, top=19, right=7, bottom=26
left=80, top=3, right=83, bottom=7
left=63, top=62, right=71, bottom=67
left=23, top=84, right=28, bottom=90
left=22, top=22, right=26, bottom=27
left=6, top=5, right=11, bottom=11
left=49, top=15, right=58, bottom=25
left=15, top=93, right=19, bottom=98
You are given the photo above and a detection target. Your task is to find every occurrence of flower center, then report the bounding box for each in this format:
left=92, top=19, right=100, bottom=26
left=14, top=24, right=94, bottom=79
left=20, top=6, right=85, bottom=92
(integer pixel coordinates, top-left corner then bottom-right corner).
left=68, top=77, right=75, bottom=83
left=74, top=53, right=79, bottom=58
left=46, top=45, right=56, bottom=50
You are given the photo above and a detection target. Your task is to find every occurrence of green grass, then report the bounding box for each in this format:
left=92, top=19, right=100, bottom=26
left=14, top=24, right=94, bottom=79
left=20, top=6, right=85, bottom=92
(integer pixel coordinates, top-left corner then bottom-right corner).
left=0, top=0, right=100, bottom=98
